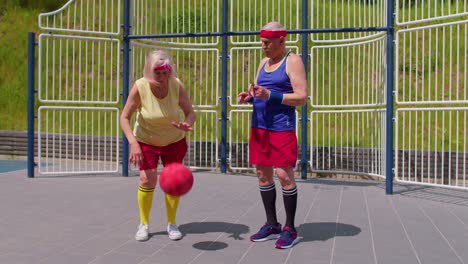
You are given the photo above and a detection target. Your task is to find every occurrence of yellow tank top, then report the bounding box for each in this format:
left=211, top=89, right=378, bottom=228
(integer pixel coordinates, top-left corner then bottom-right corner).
left=133, top=77, right=185, bottom=146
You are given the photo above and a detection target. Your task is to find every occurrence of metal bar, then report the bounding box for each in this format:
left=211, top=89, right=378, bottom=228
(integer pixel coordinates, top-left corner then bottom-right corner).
left=301, top=0, right=309, bottom=179
left=220, top=0, right=228, bottom=173
left=386, top=0, right=395, bottom=194
left=121, top=0, right=130, bottom=177
left=127, top=27, right=389, bottom=40
left=27, top=32, right=36, bottom=178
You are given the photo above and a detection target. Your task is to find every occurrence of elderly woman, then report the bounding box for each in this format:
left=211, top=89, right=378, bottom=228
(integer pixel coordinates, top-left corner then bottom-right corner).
left=121, top=50, right=196, bottom=241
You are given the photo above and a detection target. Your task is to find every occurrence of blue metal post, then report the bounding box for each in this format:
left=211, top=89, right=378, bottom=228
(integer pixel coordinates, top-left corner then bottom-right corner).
left=27, top=32, right=36, bottom=178
left=122, top=0, right=130, bottom=176
left=385, top=0, right=395, bottom=194
left=220, top=0, right=228, bottom=173
left=301, top=0, right=309, bottom=179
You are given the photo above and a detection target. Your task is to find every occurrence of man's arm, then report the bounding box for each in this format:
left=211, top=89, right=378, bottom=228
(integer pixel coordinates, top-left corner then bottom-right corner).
left=283, top=53, right=308, bottom=107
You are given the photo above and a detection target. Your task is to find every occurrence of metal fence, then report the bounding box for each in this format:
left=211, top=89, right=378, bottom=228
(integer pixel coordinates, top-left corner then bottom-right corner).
left=26, top=0, right=468, bottom=193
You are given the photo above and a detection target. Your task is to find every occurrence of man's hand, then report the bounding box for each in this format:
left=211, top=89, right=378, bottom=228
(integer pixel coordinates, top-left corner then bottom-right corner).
left=250, top=84, right=270, bottom=100
left=237, top=83, right=255, bottom=104
left=237, top=91, right=253, bottom=103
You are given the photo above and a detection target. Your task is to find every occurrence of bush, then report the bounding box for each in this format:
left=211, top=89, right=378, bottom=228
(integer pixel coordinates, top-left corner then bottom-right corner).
left=19, top=0, right=69, bottom=12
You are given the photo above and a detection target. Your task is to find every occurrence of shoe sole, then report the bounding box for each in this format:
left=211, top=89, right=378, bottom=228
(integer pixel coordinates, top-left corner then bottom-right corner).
left=275, top=237, right=299, bottom=249
left=169, top=234, right=182, bottom=240
left=135, top=236, right=149, bottom=241
left=250, top=234, right=281, bottom=242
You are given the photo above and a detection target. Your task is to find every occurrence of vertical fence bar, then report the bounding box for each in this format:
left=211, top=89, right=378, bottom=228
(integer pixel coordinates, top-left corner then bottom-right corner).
left=301, top=0, right=309, bottom=179
left=121, top=0, right=130, bottom=176
left=27, top=32, right=36, bottom=178
left=386, top=0, right=395, bottom=194
left=220, top=0, right=228, bottom=173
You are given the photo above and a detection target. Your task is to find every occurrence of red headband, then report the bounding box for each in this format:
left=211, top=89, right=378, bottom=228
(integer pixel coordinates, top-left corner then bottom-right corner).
left=259, top=29, right=287, bottom=38
left=154, top=64, right=172, bottom=72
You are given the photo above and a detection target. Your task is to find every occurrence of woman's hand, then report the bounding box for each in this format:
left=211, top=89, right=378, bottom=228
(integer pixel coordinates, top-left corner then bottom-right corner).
left=172, top=121, right=193, bottom=131
left=129, top=142, right=143, bottom=167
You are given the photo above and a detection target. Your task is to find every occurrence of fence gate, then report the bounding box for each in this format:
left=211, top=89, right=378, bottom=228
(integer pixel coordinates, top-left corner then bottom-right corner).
left=394, top=0, right=468, bottom=190
left=34, top=0, right=121, bottom=175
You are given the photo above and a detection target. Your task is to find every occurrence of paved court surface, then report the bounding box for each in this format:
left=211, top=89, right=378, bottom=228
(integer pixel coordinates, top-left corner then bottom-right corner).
left=0, top=163, right=467, bottom=264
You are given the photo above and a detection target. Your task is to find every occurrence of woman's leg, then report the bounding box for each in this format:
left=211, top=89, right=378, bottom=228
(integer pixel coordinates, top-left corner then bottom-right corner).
left=165, top=194, right=180, bottom=224
left=160, top=138, right=188, bottom=225
left=137, top=169, right=158, bottom=225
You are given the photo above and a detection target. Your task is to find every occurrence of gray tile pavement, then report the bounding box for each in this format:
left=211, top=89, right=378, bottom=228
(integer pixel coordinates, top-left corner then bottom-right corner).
left=0, top=166, right=467, bottom=264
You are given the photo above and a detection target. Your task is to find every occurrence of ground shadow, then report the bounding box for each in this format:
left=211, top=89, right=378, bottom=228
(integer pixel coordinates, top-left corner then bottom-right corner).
left=150, top=221, right=249, bottom=240
left=297, top=222, right=361, bottom=242
left=391, top=183, right=468, bottom=206
left=297, top=177, right=381, bottom=188
left=192, top=241, right=228, bottom=251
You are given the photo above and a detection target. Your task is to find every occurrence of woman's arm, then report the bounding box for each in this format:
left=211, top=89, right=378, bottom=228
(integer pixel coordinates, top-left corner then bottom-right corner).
left=172, top=81, right=196, bottom=131
left=120, top=83, right=143, bottom=166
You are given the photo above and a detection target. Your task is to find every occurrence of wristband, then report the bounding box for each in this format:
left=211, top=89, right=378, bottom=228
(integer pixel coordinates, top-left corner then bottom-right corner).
left=247, top=96, right=254, bottom=103
left=268, top=91, right=284, bottom=104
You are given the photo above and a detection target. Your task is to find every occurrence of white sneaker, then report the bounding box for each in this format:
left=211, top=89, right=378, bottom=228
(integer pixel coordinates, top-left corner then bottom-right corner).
left=167, top=224, right=182, bottom=240
left=135, top=224, right=149, bottom=241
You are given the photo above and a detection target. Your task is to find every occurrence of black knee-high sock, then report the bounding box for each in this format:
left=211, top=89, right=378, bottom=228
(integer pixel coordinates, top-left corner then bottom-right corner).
left=283, top=186, right=298, bottom=231
left=259, top=183, right=278, bottom=225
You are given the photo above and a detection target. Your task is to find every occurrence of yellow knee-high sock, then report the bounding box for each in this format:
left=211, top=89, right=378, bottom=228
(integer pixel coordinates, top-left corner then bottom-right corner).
left=165, top=194, right=180, bottom=224
left=137, top=185, right=155, bottom=225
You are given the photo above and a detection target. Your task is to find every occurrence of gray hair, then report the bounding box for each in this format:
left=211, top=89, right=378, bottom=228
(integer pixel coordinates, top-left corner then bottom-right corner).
left=262, top=21, right=286, bottom=31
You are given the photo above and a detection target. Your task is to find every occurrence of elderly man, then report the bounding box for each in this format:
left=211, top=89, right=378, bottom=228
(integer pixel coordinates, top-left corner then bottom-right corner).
left=238, top=21, right=308, bottom=249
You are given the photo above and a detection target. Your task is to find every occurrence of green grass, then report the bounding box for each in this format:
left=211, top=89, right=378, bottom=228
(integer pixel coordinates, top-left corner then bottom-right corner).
left=0, top=5, right=42, bottom=130
left=0, top=0, right=69, bottom=131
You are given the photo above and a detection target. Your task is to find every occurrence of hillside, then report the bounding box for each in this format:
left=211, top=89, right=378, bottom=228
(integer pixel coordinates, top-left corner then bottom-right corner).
left=0, top=5, right=41, bottom=130
left=0, top=1, right=68, bottom=131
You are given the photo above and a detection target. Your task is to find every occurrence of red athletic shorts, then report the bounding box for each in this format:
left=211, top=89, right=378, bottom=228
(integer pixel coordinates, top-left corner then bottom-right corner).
left=249, top=128, right=297, bottom=167
left=138, top=138, right=187, bottom=170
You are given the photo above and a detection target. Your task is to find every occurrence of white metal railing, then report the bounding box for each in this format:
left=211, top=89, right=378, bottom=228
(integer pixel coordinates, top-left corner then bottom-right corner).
left=132, top=0, right=220, bottom=46
left=396, top=0, right=468, bottom=26
left=310, top=109, right=386, bottom=178
left=185, top=110, right=219, bottom=169
left=395, top=108, right=468, bottom=190
left=229, top=109, right=253, bottom=170
left=38, top=0, right=120, bottom=35
left=311, top=0, right=386, bottom=43
left=230, top=0, right=300, bottom=44
left=37, top=106, right=120, bottom=175
left=396, top=20, right=468, bottom=105
left=38, top=34, right=120, bottom=104
left=311, top=36, right=387, bottom=108
left=131, top=42, right=220, bottom=108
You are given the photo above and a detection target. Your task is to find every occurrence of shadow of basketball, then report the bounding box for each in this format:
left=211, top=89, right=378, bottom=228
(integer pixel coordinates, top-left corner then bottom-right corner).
left=192, top=241, right=228, bottom=251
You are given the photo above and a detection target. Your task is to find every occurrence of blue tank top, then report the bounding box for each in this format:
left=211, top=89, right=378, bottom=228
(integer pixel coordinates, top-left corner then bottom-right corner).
left=252, top=52, right=295, bottom=131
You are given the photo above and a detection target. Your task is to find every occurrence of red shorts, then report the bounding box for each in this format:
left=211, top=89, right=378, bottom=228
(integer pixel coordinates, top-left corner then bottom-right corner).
left=138, top=138, right=187, bottom=170
left=249, top=128, right=297, bottom=167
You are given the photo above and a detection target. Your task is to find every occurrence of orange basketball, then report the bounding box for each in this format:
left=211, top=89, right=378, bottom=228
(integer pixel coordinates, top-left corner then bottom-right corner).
left=159, top=163, right=193, bottom=196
